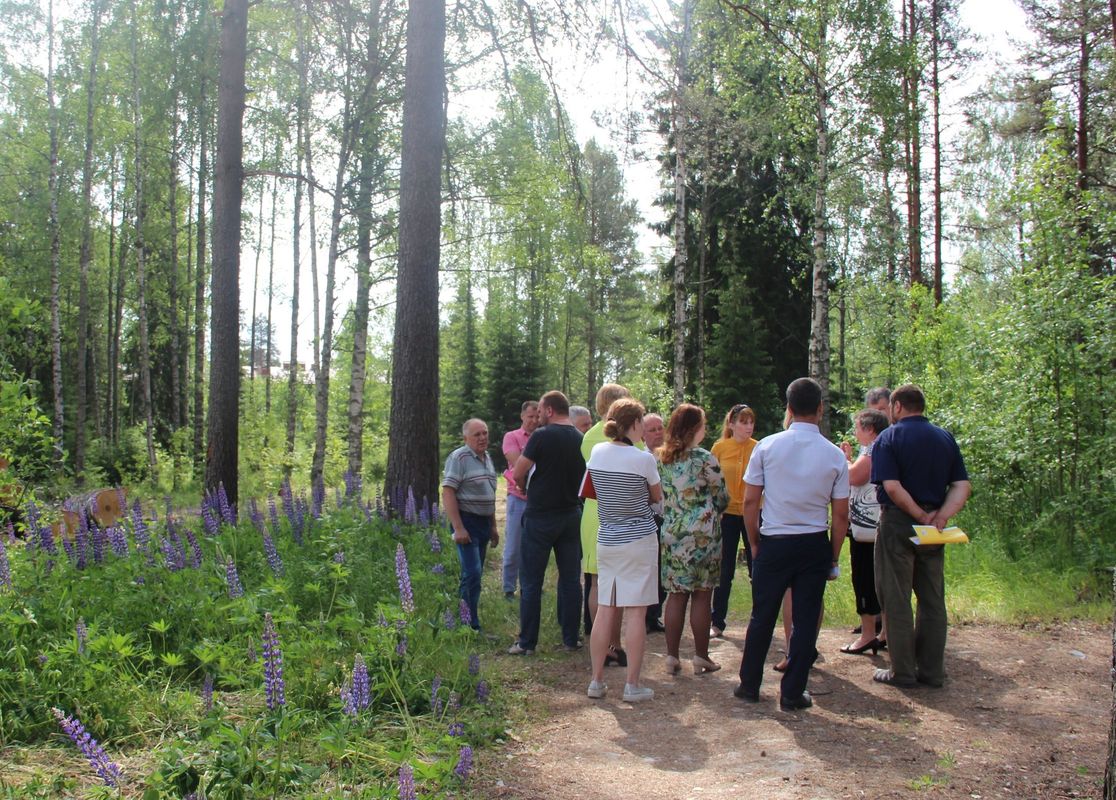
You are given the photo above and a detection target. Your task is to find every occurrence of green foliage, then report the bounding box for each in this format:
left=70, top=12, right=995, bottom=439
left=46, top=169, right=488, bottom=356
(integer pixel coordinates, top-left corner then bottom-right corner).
left=0, top=485, right=503, bottom=796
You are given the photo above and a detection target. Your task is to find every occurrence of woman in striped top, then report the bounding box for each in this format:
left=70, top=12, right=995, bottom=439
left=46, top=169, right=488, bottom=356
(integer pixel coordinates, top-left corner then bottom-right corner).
left=584, top=399, right=663, bottom=703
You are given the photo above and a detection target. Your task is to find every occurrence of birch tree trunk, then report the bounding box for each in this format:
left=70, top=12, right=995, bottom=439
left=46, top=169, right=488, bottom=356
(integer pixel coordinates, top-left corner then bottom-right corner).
left=47, top=0, right=64, bottom=474
left=286, top=0, right=306, bottom=473
left=671, top=0, right=692, bottom=408
left=808, top=16, right=832, bottom=435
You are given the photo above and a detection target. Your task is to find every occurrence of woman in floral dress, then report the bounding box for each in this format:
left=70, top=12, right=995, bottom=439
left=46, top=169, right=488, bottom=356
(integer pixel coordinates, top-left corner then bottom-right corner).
left=657, top=404, right=729, bottom=676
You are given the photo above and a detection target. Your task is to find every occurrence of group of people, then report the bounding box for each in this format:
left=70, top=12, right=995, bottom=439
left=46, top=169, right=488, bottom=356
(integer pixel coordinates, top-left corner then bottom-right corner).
left=440, top=377, right=970, bottom=711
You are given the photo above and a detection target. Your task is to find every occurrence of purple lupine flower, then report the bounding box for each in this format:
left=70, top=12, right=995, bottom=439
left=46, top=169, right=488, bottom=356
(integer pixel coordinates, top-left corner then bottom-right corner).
left=217, top=483, right=236, bottom=526
left=90, top=520, right=105, bottom=565
left=448, top=721, right=465, bottom=737
left=332, top=550, right=345, bottom=565
left=458, top=599, right=472, bottom=628
left=377, top=610, right=388, bottom=628
left=340, top=682, right=354, bottom=716
left=225, top=558, right=244, bottom=599
left=166, top=522, right=188, bottom=570
left=115, top=488, right=126, bottom=519
left=37, top=653, right=47, bottom=666
left=27, top=501, right=54, bottom=555
left=261, top=613, right=285, bottom=710
left=443, top=610, right=456, bottom=631
left=404, top=488, right=417, bottom=524
left=395, top=544, right=414, bottom=613
left=51, top=708, right=124, bottom=787
left=106, top=526, right=128, bottom=558
left=74, top=511, right=89, bottom=570
left=76, top=618, right=88, bottom=655
left=6, top=520, right=14, bottom=544
left=398, top=764, right=416, bottom=800
left=262, top=531, right=284, bottom=577
left=343, top=470, right=355, bottom=499
left=468, top=654, right=480, bottom=676
left=159, top=536, right=183, bottom=573
left=61, top=537, right=74, bottom=563
left=311, top=480, right=324, bottom=520
left=352, top=654, right=370, bottom=709
left=431, top=675, right=443, bottom=716
left=267, top=495, right=281, bottom=536
left=203, top=673, right=214, bottom=712
left=249, top=499, right=266, bottom=534
left=182, top=525, right=203, bottom=568
left=432, top=563, right=445, bottom=575
left=131, top=501, right=150, bottom=554
left=0, top=536, right=11, bottom=590
left=453, top=745, right=473, bottom=779
left=395, top=634, right=408, bottom=658
left=427, top=531, right=442, bottom=554
left=476, top=680, right=489, bottom=703
left=279, top=478, right=295, bottom=518
left=290, top=497, right=306, bottom=545
left=449, top=691, right=461, bottom=713
left=418, top=505, right=430, bottom=526
left=201, top=504, right=219, bottom=537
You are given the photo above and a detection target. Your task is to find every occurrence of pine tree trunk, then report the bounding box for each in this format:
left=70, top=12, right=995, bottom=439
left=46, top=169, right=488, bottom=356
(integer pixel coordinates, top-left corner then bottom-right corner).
left=931, top=0, right=943, bottom=305
left=250, top=175, right=264, bottom=381
left=385, top=0, right=446, bottom=504
left=110, top=165, right=128, bottom=446
left=286, top=0, right=305, bottom=474
left=671, top=0, right=692, bottom=408
left=194, top=74, right=209, bottom=476
left=904, top=0, right=923, bottom=287
left=105, top=153, right=117, bottom=440
left=131, top=0, right=156, bottom=472
left=1107, top=566, right=1116, bottom=800
left=347, top=144, right=373, bottom=479
left=75, top=0, right=102, bottom=480
left=169, top=91, right=183, bottom=429
left=47, top=0, right=64, bottom=475
left=205, top=0, right=249, bottom=502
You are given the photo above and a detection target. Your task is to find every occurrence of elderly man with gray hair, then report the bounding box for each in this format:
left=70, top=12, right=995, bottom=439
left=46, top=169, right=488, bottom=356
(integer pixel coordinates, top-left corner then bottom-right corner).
left=443, top=418, right=499, bottom=633
left=569, top=405, right=593, bottom=434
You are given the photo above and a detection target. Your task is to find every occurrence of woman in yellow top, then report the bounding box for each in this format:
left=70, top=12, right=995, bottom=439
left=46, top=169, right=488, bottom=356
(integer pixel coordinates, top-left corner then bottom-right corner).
left=709, top=403, right=758, bottom=638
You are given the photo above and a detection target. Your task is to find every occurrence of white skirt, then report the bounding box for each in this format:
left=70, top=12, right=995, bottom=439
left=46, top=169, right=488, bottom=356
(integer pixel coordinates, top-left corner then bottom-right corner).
left=596, top=533, right=659, bottom=607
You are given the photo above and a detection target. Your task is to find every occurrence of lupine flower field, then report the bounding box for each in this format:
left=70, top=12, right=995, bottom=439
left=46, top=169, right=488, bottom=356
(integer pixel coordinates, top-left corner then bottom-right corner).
left=0, top=480, right=503, bottom=798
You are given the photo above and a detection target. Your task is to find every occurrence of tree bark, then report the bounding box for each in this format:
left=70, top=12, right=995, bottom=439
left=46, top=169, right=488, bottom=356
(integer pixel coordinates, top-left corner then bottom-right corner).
left=1107, top=566, right=1116, bottom=800
left=808, top=14, right=832, bottom=435
left=266, top=168, right=278, bottom=415
left=169, top=89, right=183, bottom=430
left=385, top=0, right=446, bottom=504
left=75, top=0, right=103, bottom=480
left=194, top=72, right=209, bottom=476
left=286, top=0, right=306, bottom=474
left=131, top=0, right=156, bottom=473
left=903, top=0, right=924, bottom=287
left=671, top=0, right=692, bottom=407
left=931, top=0, right=943, bottom=304
left=205, top=0, right=249, bottom=503
left=47, top=0, right=65, bottom=475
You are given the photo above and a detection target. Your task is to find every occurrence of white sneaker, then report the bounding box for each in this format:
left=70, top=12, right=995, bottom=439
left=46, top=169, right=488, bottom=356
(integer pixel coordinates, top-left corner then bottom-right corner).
left=622, top=684, right=654, bottom=702
left=507, top=642, right=534, bottom=656
left=587, top=680, right=607, bottom=699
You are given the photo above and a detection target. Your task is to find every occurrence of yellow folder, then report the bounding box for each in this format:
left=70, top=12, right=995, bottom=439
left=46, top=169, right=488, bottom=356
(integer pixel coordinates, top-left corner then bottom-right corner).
left=910, top=526, right=969, bottom=545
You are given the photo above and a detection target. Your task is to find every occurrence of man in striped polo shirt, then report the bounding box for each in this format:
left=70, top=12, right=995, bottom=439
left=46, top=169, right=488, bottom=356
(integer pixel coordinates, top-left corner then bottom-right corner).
left=442, top=419, right=499, bottom=633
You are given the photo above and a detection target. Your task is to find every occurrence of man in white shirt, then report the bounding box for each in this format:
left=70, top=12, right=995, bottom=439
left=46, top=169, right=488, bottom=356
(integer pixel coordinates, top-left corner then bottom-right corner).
left=733, top=378, right=849, bottom=711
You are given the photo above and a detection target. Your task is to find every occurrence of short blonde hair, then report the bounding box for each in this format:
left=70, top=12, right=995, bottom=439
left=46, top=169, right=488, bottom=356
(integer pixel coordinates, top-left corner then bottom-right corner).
left=595, top=383, right=631, bottom=417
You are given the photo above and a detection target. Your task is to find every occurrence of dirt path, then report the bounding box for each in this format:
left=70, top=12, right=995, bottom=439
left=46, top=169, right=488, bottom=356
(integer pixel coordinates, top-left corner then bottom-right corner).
left=477, top=621, right=1108, bottom=799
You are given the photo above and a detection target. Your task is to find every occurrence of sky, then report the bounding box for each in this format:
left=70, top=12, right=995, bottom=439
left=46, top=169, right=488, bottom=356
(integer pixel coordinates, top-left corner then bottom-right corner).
left=247, top=0, right=1034, bottom=367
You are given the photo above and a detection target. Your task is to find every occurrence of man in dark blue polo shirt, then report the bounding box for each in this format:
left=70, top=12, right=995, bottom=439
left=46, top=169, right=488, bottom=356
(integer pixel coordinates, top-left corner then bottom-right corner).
left=870, top=384, right=971, bottom=688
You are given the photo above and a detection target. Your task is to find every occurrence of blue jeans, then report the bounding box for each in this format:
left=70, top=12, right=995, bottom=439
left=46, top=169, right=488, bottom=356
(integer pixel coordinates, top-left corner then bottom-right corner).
left=517, top=507, right=582, bottom=650
left=502, top=494, right=527, bottom=594
left=455, top=512, right=492, bottom=631
left=737, top=532, right=830, bottom=700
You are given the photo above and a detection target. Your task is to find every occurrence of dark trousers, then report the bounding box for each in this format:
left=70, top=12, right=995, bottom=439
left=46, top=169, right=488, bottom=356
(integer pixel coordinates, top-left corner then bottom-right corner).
left=875, top=506, right=947, bottom=684
left=711, top=513, right=744, bottom=632
left=738, top=532, right=830, bottom=700
left=518, top=507, right=583, bottom=650
left=455, top=512, right=491, bottom=631
left=849, top=536, right=881, bottom=616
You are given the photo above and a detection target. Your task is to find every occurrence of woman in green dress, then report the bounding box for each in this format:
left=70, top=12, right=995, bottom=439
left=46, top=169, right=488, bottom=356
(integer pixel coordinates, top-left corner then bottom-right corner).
left=657, top=403, right=729, bottom=676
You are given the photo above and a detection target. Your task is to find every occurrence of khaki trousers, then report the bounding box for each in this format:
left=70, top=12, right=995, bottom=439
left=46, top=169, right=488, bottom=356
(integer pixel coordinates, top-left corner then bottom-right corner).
left=874, top=506, right=947, bottom=685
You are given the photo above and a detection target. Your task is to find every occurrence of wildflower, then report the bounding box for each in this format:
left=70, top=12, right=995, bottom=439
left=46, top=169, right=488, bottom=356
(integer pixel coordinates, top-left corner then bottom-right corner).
left=378, top=610, right=388, bottom=627
left=458, top=599, right=472, bottom=628
left=351, top=654, right=370, bottom=710
left=443, top=610, right=456, bottom=631
left=76, top=618, right=87, bottom=655
left=290, top=496, right=306, bottom=544
left=27, top=501, right=54, bottom=555
left=404, top=488, right=417, bottom=524
left=203, top=674, right=214, bottom=712
left=51, top=708, right=124, bottom=787
left=267, top=495, right=281, bottom=536
left=431, top=563, right=445, bottom=575
left=166, top=522, right=188, bottom=570
left=448, top=721, right=465, bottom=737
left=261, top=613, right=285, bottom=710
left=89, top=518, right=104, bottom=565
left=182, top=525, right=203, bottom=568
left=225, top=558, right=244, bottom=599
left=332, top=550, right=345, bottom=564
left=107, top=526, right=129, bottom=558
left=37, top=653, right=47, bottom=666
left=428, top=530, right=442, bottom=554
left=431, top=676, right=443, bottom=715
left=453, top=745, right=473, bottom=779
left=395, top=634, right=408, bottom=658
left=160, top=536, right=183, bottom=573
left=311, top=480, right=325, bottom=520
left=0, top=536, right=11, bottom=591
left=468, top=654, right=480, bottom=675
left=431, top=501, right=440, bottom=525
left=61, top=537, right=75, bottom=563
left=449, top=691, right=461, bottom=713
left=201, top=504, right=219, bottom=537
left=476, top=680, right=489, bottom=703
left=115, top=488, right=126, bottom=519
left=131, top=501, right=151, bottom=554
left=398, top=764, right=416, bottom=800
left=5, top=520, right=14, bottom=544
left=217, top=483, right=236, bottom=526
left=262, top=530, right=284, bottom=577
left=74, top=511, right=89, bottom=569
left=395, top=544, right=414, bottom=613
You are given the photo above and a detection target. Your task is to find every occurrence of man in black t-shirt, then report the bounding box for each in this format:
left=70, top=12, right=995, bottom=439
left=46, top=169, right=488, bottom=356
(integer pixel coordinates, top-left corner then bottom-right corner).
left=508, top=390, right=585, bottom=654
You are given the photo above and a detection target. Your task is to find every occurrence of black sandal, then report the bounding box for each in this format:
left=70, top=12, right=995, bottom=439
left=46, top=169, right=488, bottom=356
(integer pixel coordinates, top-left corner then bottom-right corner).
left=605, top=646, right=627, bottom=667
